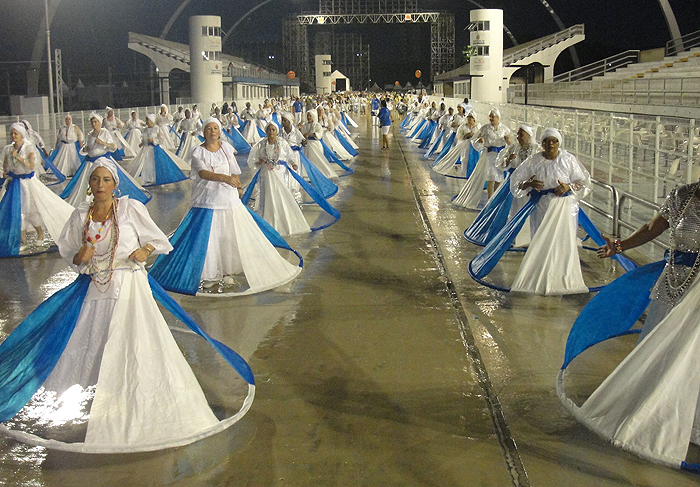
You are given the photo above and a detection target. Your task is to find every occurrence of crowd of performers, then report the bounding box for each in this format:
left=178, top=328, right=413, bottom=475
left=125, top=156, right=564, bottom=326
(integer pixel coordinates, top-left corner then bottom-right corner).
left=400, top=94, right=700, bottom=471
left=0, top=94, right=359, bottom=453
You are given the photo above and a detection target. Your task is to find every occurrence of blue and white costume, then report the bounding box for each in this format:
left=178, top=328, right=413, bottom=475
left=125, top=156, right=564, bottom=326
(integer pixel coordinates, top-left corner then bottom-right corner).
left=129, top=120, right=189, bottom=187
left=0, top=169, right=255, bottom=451
left=150, top=139, right=302, bottom=296
left=433, top=115, right=481, bottom=179
left=50, top=118, right=84, bottom=177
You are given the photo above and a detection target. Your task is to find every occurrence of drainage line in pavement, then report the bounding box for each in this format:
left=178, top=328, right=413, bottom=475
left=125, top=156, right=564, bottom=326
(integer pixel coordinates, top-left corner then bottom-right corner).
left=397, top=140, right=530, bottom=487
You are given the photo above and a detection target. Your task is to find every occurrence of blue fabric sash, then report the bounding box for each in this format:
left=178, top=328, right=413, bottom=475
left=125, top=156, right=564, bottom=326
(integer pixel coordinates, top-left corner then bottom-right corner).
left=433, top=132, right=456, bottom=166
left=225, top=127, right=252, bottom=154
left=487, top=146, right=505, bottom=153
left=400, top=114, right=411, bottom=128
left=464, top=173, right=515, bottom=246
left=561, top=260, right=665, bottom=369
left=239, top=120, right=249, bottom=133
left=150, top=144, right=187, bottom=186
left=147, top=275, right=254, bottom=385
left=294, top=147, right=338, bottom=199
left=407, top=119, right=426, bottom=139
left=256, top=125, right=266, bottom=138
left=415, top=120, right=436, bottom=144
left=0, top=172, right=34, bottom=257
left=36, top=144, right=66, bottom=184
left=424, top=128, right=445, bottom=159
left=169, top=123, right=183, bottom=143
left=242, top=163, right=341, bottom=232
left=110, top=148, right=125, bottom=161
left=320, top=140, right=354, bottom=174
left=577, top=209, right=638, bottom=272
left=150, top=207, right=213, bottom=295
left=271, top=112, right=281, bottom=128
left=0, top=274, right=91, bottom=421
left=175, top=132, right=186, bottom=156
left=418, top=121, right=437, bottom=148
left=665, top=249, right=698, bottom=266
left=334, top=129, right=359, bottom=157
left=469, top=189, right=556, bottom=280
left=60, top=159, right=88, bottom=198
left=465, top=145, right=480, bottom=178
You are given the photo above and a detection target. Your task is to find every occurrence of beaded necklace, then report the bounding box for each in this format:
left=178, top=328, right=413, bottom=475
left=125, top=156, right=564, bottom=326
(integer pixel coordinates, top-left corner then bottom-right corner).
left=665, top=183, right=700, bottom=301
left=82, top=199, right=119, bottom=293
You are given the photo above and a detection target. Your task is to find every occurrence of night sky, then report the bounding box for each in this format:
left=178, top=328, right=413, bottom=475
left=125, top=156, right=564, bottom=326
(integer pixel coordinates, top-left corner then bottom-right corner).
left=0, top=0, right=696, bottom=97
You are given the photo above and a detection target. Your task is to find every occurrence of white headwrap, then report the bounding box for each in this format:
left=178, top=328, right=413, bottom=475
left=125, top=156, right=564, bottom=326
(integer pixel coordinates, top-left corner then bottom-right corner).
left=160, top=104, right=168, bottom=113
left=466, top=110, right=477, bottom=120
left=264, top=121, right=278, bottom=132
left=458, top=103, right=469, bottom=112
left=540, top=127, right=562, bottom=145
left=89, top=111, right=103, bottom=124
left=10, top=122, right=27, bottom=139
left=202, top=117, right=222, bottom=131
left=489, top=107, right=501, bottom=118
left=307, top=110, right=318, bottom=123
left=146, top=114, right=156, bottom=124
left=518, top=124, right=534, bottom=138
left=90, top=157, right=120, bottom=187
left=281, top=111, right=295, bottom=124
left=20, top=120, right=33, bottom=131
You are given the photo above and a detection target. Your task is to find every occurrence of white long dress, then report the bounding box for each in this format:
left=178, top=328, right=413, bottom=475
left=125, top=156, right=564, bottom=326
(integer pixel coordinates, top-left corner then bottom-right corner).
left=124, top=118, right=144, bottom=154
left=247, top=138, right=311, bottom=236
left=156, top=113, right=176, bottom=150
left=188, top=143, right=302, bottom=290
left=103, top=117, right=136, bottom=158
left=301, top=121, right=339, bottom=179
left=476, top=123, right=512, bottom=183
left=0, top=143, right=73, bottom=239
left=2, top=198, right=232, bottom=452
left=508, top=150, right=592, bottom=295
left=53, top=124, right=83, bottom=176
left=128, top=127, right=190, bottom=185
left=433, top=121, right=481, bottom=177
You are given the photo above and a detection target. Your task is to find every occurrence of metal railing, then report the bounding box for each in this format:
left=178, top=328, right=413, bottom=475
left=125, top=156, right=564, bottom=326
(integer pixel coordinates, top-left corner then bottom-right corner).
left=509, top=76, right=700, bottom=109
left=666, top=28, right=700, bottom=57
left=503, top=24, right=584, bottom=66
left=553, top=50, right=640, bottom=83
left=128, top=33, right=188, bottom=64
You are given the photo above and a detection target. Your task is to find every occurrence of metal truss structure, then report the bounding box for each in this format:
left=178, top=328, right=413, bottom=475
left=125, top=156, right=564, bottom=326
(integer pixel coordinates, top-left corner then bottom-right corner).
left=313, top=31, right=370, bottom=91
left=283, top=2, right=454, bottom=91
left=318, top=0, right=418, bottom=15
left=282, top=19, right=310, bottom=90
left=54, top=49, right=64, bottom=113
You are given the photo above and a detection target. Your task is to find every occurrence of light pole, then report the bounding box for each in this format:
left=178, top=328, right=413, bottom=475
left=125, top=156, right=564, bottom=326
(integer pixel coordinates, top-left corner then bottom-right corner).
left=44, top=0, right=55, bottom=134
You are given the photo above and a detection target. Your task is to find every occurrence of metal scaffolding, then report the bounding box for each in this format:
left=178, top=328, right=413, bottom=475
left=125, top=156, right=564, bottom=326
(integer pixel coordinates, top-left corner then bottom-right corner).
left=283, top=2, right=454, bottom=91
left=431, top=14, right=455, bottom=78
left=318, top=0, right=418, bottom=15
left=282, top=19, right=310, bottom=90
left=54, top=49, right=64, bottom=113
left=313, top=31, right=370, bottom=91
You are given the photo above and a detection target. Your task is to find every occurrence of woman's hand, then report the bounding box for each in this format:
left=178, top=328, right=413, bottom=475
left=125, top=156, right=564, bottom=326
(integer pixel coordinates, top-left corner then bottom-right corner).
left=224, top=174, right=241, bottom=188
left=597, top=234, right=617, bottom=259
left=522, top=175, right=544, bottom=191
left=73, top=244, right=95, bottom=265
left=129, top=244, right=154, bottom=263
left=555, top=180, right=570, bottom=196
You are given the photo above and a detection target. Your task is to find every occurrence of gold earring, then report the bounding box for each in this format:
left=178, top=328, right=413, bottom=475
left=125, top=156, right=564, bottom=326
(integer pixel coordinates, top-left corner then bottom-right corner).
left=86, top=187, right=92, bottom=196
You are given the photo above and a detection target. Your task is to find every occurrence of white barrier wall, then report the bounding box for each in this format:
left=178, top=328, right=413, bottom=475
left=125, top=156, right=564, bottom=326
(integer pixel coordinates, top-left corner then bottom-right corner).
left=189, top=16, right=223, bottom=108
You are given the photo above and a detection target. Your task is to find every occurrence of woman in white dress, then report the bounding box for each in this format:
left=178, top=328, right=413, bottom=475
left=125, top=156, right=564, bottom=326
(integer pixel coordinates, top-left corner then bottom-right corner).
left=176, top=109, right=203, bottom=162
left=0, top=158, right=255, bottom=452
left=124, top=111, right=145, bottom=154
left=245, top=122, right=340, bottom=236
left=433, top=111, right=481, bottom=179
left=155, top=104, right=176, bottom=150
left=103, top=107, right=136, bottom=159
left=129, top=114, right=189, bottom=186
left=51, top=113, right=84, bottom=177
left=150, top=118, right=302, bottom=295
left=0, top=123, right=74, bottom=255
left=61, top=112, right=151, bottom=207
left=318, top=106, right=354, bottom=162
left=301, top=111, right=339, bottom=179
left=468, top=128, right=591, bottom=295
left=451, top=108, right=512, bottom=209
left=240, top=102, right=262, bottom=145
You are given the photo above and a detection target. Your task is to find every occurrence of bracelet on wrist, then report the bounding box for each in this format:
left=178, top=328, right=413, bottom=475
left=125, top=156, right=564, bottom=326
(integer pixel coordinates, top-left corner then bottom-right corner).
left=613, top=239, right=623, bottom=254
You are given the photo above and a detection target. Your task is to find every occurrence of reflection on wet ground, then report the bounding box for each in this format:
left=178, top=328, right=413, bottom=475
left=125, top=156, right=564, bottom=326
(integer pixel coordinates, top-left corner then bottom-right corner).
left=0, top=116, right=697, bottom=486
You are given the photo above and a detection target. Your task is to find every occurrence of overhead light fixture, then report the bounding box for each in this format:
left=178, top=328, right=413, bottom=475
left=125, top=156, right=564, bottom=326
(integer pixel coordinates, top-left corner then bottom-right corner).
left=317, top=16, right=325, bottom=24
